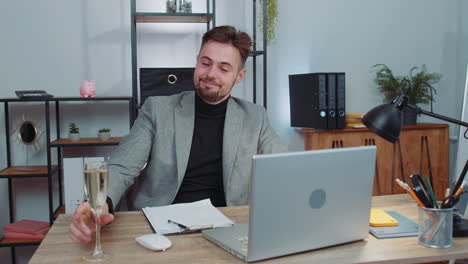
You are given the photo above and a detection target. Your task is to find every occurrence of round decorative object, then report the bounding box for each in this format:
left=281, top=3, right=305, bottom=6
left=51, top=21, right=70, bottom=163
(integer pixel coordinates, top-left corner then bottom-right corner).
left=19, top=121, right=37, bottom=144
left=11, top=114, right=44, bottom=152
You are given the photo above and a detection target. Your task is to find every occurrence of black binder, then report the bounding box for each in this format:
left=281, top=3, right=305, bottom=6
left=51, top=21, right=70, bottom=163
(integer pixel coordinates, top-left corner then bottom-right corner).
left=289, top=73, right=328, bottom=129
left=336, top=73, right=346, bottom=129
left=327, top=73, right=337, bottom=129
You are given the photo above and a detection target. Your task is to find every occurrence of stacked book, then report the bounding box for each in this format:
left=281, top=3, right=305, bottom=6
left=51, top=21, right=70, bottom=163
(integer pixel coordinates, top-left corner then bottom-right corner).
left=345, top=113, right=366, bottom=128
left=369, top=209, right=418, bottom=238
left=3, top=219, right=50, bottom=240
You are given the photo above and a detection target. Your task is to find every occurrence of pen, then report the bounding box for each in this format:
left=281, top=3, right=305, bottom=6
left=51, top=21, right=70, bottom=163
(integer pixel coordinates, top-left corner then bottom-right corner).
left=424, top=175, right=439, bottom=209
left=451, top=160, right=468, bottom=198
left=396, top=179, right=424, bottom=207
left=445, top=188, right=451, bottom=199
left=443, top=159, right=468, bottom=209
left=167, top=219, right=188, bottom=231
left=455, top=185, right=465, bottom=196
left=410, top=174, right=434, bottom=208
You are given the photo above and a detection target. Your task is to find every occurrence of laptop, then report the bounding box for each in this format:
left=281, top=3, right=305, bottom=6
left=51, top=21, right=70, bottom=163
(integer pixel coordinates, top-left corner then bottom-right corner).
left=202, top=146, right=376, bottom=262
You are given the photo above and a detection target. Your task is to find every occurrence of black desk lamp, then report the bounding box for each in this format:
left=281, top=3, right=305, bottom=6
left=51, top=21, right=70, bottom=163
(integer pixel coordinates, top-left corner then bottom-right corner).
left=362, top=87, right=468, bottom=236
left=362, top=87, right=468, bottom=143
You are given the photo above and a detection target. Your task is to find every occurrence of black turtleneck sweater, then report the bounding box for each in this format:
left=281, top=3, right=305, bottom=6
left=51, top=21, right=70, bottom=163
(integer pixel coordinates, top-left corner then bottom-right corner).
left=173, top=93, right=228, bottom=207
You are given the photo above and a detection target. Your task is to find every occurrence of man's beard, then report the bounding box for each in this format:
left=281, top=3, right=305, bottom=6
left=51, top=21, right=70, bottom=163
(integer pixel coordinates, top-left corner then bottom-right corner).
left=195, top=77, right=234, bottom=103
left=196, top=88, right=222, bottom=103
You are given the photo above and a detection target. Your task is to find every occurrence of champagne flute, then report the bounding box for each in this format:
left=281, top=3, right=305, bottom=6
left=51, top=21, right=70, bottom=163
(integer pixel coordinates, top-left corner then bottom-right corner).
left=83, top=157, right=110, bottom=262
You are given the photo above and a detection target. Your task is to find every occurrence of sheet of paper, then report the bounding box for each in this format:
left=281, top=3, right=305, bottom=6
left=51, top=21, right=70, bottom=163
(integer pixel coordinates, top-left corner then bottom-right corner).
left=142, top=199, right=234, bottom=234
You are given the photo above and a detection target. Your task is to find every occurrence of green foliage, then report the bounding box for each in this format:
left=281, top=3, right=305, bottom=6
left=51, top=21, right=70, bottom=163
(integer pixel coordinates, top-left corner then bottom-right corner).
left=372, top=64, right=442, bottom=105
left=98, top=128, right=111, bottom=133
left=257, top=0, right=278, bottom=45
left=69, top=123, right=79, bottom=134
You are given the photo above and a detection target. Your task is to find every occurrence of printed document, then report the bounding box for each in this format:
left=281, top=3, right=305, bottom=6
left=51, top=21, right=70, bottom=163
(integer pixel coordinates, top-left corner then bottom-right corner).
left=142, top=199, right=234, bottom=234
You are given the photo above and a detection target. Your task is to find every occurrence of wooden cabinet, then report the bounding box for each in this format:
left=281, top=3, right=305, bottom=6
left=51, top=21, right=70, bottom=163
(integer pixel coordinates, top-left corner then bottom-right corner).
left=302, top=123, right=449, bottom=200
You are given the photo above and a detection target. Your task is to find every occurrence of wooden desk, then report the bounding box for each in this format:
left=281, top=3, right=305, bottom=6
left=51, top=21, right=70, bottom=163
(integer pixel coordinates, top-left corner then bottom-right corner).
left=30, top=195, right=468, bottom=264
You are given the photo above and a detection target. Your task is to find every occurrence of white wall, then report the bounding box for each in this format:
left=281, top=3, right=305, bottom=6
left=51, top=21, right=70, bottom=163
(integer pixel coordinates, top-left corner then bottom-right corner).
left=269, top=0, right=467, bottom=151
left=268, top=0, right=468, bottom=185
left=0, top=0, right=467, bottom=263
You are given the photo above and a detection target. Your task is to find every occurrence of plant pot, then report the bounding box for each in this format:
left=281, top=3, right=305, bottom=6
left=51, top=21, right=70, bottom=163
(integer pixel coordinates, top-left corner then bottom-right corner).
left=98, top=132, right=111, bottom=141
left=69, top=133, right=80, bottom=142
left=403, top=108, right=417, bottom=125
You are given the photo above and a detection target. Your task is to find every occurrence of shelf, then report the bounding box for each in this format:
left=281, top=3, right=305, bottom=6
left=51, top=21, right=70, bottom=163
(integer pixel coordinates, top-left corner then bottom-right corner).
left=0, top=206, right=63, bottom=247
left=0, top=166, right=58, bottom=178
left=249, top=51, right=264, bottom=57
left=134, top=12, right=213, bottom=23
left=0, top=237, right=42, bottom=247
left=50, top=137, right=123, bottom=147
left=54, top=204, right=65, bottom=219
left=0, top=96, right=132, bottom=103
left=0, top=206, right=64, bottom=248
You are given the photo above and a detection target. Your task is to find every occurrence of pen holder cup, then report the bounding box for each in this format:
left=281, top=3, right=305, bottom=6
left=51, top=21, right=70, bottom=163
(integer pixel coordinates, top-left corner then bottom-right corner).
left=418, top=205, right=453, bottom=248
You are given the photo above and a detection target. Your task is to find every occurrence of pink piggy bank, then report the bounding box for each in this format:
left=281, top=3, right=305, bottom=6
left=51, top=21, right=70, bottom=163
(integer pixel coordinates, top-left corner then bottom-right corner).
left=80, top=80, right=96, bottom=97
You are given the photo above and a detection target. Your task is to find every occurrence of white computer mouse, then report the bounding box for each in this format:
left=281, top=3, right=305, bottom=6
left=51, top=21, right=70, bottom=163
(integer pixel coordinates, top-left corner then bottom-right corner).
left=135, top=233, right=172, bottom=251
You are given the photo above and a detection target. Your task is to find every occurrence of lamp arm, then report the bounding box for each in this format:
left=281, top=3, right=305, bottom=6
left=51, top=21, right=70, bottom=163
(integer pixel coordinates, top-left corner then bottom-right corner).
left=406, top=104, right=468, bottom=128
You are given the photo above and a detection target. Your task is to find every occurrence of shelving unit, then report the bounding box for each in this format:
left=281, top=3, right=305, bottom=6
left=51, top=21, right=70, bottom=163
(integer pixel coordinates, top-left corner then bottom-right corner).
left=0, top=96, right=134, bottom=264
left=134, top=12, right=213, bottom=23
left=130, top=0, right=268, bottom=121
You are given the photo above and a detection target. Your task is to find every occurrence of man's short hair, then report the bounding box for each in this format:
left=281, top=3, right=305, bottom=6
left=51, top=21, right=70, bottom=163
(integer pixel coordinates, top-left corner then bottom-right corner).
left=201, top=25, right=252, bottom=67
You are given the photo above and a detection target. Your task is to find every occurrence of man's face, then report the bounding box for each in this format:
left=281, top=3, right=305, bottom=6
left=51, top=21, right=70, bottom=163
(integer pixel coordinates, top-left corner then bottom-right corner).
left=194, top=41, right=246, bottom=104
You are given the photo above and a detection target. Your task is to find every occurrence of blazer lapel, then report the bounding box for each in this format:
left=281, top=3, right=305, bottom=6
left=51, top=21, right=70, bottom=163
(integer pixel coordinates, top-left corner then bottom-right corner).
left=174, top=92, right=195, bottom=185
left=223, top=98, right=243, bottom=193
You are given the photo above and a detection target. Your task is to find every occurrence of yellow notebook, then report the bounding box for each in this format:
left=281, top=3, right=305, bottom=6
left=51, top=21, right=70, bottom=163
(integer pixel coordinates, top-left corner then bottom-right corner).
left=369, top=209, right=399, bottom=227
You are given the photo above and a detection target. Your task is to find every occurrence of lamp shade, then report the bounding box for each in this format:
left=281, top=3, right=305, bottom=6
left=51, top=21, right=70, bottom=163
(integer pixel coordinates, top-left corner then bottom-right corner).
left=362, top=103, right=403, bottom=143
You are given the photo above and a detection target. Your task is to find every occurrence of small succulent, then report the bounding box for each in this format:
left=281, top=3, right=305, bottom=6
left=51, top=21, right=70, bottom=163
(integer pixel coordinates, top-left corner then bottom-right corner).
left=98, top=128, right=111, bottom=133
left=69, top=123, right=79, bottom=134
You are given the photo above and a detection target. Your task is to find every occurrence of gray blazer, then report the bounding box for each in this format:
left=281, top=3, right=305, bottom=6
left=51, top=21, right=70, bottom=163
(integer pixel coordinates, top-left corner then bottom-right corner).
left=108, top=91, right=287, bottom=210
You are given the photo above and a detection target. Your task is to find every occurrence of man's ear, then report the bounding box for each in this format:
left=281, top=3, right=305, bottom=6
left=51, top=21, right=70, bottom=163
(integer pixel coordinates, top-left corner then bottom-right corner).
left=234, top=68, right=247, bottom=84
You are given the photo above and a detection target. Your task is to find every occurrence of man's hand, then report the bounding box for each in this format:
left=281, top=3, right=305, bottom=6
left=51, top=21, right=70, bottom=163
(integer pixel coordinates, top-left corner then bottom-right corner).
left=69, top=202, right=114, bottom=244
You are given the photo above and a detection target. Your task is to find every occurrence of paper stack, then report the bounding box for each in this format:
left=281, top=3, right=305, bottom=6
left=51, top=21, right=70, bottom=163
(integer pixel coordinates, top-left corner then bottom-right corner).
left=346, top=113, right=366, bottom=128
left=369, top=211, right=418, bottom=238
left=142, top=199, right=234, bottom=235
left=3, top=219, right=50, bottom=240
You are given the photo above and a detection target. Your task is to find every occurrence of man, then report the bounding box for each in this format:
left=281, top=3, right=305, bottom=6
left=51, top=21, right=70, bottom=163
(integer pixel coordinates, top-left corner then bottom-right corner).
left=69, top=25, right=286, bottom=244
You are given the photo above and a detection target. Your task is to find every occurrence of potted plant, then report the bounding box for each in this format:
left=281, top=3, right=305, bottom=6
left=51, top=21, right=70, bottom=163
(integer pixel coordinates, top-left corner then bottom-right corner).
left=68, top=123, right=80, bottom=142
left=372, top=64, right=442, bottom=125
left=258, top=0, right=278, bottom=45
left=98, top=128, right=111, bottom=141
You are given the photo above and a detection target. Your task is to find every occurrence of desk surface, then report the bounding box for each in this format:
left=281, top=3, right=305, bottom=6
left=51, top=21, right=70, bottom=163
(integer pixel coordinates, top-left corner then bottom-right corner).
left=30, top=194, right=468, bottom=264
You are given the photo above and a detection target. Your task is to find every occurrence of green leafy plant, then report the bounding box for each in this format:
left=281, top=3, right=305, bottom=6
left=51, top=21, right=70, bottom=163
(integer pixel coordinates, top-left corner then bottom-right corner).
left=258, top=0, right=278, bottom=45
left=98, top=128, right=111, bottom=133
left=372, top=64, right=442, bottom=105
left=69, top=123, right=79, bottom=134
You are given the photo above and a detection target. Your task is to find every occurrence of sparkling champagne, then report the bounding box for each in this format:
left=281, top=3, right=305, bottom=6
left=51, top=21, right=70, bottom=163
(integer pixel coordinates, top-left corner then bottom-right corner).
left=84, top=169, right=109, bottom=210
